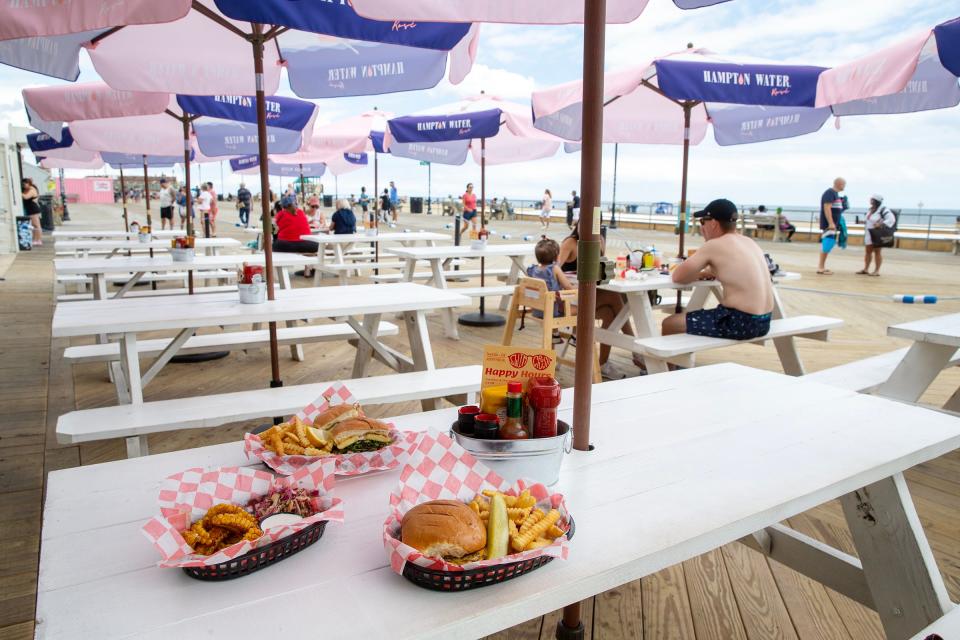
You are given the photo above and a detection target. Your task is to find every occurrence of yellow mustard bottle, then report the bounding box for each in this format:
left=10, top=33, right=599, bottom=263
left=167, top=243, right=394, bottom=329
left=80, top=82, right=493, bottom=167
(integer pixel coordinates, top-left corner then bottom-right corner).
left=480, top=385, right=509, bottom=426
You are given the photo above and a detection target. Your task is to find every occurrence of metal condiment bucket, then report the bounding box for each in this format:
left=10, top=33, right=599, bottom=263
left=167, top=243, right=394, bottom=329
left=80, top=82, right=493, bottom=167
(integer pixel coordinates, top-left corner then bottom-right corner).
left=450, top=420, right=571, bottom=486
left=238, top=282, right=266, bottom=304
left=170, top=248, right=194, bottom=263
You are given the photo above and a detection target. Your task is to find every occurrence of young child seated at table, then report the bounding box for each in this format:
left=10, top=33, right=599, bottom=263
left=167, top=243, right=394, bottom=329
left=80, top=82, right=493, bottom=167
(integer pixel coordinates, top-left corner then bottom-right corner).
left=526, top=237, right=576, bottom=319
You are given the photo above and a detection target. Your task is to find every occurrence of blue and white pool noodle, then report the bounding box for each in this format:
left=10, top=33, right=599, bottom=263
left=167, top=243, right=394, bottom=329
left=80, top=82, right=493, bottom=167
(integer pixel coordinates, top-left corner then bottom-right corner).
left=894, top=294, right=938, bottom=304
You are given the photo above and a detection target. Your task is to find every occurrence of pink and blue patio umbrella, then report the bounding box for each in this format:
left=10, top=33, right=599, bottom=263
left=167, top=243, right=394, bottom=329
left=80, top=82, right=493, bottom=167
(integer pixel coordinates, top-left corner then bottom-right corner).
left=351, top=0, right=732, bottom=24
left=0, top=1, right=479, bottom=94
left=533, top=48, right=831, bottom=262
left=385, top=94, right=563, bottom=327
left=816, top=17, right=960, bottom=115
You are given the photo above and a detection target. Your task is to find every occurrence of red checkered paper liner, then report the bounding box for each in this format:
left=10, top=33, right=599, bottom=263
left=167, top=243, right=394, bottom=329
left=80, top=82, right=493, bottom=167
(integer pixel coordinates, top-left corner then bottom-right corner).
left=141, top=458, right=344, bottom=568
left=242, top=382, right=419, bottom=476
left=383, top=431, right=571, bottom=575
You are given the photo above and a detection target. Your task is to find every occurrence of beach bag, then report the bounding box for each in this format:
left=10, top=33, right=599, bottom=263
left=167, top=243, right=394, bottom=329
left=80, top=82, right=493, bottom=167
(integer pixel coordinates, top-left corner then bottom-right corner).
left=868, top=209, right=896, bottom=248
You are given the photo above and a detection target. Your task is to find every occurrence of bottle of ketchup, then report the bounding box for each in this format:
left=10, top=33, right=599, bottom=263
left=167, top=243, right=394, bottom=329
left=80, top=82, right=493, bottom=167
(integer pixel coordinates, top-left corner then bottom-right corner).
left=526, top=377, right=561, bottom=438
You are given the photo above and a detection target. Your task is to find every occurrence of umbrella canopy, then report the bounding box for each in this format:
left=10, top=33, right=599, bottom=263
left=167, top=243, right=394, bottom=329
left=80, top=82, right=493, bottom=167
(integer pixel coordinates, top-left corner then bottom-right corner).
left=351, top=0, right=732, bottom=24
left=816, top=16, right=960, bottom=115
left=385, top=94, right=562, bottom=167
left=385, top=94, right=562, bottom=326
left=0, top=0, right=479, bottom=93
left=532, top=48, right=832, bottom=262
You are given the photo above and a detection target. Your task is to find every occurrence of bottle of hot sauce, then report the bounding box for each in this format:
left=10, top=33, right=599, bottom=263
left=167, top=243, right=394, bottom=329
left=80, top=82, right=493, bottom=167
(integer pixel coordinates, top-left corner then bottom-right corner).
left=498, top=382, right=529, bottom=440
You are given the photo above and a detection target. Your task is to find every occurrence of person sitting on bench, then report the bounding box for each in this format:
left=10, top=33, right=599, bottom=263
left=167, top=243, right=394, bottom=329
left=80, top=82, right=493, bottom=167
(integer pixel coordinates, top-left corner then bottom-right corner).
left=273, top=196, right=318, bottom=277
left=663, top=198, right=774, bottom=340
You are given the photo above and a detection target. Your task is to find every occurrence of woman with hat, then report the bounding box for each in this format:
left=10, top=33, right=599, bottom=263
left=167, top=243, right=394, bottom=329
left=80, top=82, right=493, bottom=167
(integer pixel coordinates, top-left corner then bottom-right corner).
left=858, top=194, right=896, bottom=276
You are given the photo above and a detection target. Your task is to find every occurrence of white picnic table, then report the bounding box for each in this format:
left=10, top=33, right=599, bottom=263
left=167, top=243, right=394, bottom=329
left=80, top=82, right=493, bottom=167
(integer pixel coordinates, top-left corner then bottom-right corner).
left=34, top=364, right=960, bottom=640
left=55, top=237, right=240, bottom=258
left=877, top=312, right=960, bottom=411
left=51, top=283, right=469, bottom=407
left=384, top=242, right=534, bottom=339
left=54, top=253, right=316, bottom=301
left=596, top=270, right=802, bottom=374
left=52, top=229, right=184, bottom=240
left=301, top=230, right=450, bottom=283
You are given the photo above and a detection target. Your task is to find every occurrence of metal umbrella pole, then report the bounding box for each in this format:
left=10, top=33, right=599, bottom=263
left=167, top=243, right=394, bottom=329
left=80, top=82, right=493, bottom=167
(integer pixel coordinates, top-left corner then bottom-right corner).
left=119, top=165, right=129, bottom=232
left=610, top=143, right=618, bottom=228
left=141, top=155, right=153, bottom=227
left=251, top=23, right=283, bottom=392
left=562, top=0, right=606, bottom=635
left=675, top=101, right=693, bottom=313
left=58, top=168, right=70, bottom=221
left=459, top=136, right=505, bottom=327
left=299, top=163, right=305, bottom=205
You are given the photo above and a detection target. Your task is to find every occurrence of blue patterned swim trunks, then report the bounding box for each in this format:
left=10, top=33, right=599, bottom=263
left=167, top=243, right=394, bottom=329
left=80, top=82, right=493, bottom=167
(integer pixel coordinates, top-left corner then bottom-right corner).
left=686, top=305, right=772, bottom=340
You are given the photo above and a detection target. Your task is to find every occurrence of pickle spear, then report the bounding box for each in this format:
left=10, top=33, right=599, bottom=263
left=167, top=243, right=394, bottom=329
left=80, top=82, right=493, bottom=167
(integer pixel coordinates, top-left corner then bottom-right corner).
left=485, top=493, right=510, bottom=560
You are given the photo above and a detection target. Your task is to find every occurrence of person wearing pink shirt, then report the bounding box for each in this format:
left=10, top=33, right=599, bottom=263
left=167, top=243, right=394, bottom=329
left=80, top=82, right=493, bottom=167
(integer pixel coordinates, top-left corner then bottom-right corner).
left=462, top=182, right=478, bottom=231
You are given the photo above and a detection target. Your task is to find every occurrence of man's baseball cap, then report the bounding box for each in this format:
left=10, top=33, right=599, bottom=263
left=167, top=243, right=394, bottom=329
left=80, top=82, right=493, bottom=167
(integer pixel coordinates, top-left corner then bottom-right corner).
left=280, top=195, right=296, bottom=208
left=694, top=198, right=738, bottom=222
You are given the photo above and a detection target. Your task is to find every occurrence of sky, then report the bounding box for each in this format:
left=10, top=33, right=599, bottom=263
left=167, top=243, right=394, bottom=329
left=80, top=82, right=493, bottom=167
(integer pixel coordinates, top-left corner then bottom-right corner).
left=1, top=0, right=958, bottom=215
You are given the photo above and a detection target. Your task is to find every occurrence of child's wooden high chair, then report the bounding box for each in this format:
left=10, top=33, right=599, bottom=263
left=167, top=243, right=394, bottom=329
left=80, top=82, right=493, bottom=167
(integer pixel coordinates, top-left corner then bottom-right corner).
left=501, top=277, right=601, bottom=383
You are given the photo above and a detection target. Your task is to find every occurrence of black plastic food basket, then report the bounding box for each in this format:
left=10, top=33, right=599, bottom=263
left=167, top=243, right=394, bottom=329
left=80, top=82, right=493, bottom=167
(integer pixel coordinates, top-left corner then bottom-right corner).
left=182, top=520, right=327, bottom=581
left=402, top=518, right=575, bottom=592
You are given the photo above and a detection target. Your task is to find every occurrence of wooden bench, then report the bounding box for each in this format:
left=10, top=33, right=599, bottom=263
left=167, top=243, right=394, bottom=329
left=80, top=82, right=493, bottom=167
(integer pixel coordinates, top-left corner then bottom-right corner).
left=63, top=321, right=400, bottom=363
left=633, top=315, right=843, bottom=374
left=57, top=284, right=238, bottom=302
left=450, top=285, right=515, bottom=299
left=56, top=270, right=236, bottom=294
left=806, top=347, right=960, bottom=394
left=56, top=365, right=482, bottom=457
left=369, top=268, right=510, bottom=283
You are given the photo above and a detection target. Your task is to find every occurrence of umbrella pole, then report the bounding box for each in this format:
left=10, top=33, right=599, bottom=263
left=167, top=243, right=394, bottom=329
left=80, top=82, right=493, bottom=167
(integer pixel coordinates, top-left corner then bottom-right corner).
left=373, top=149, right=379, bottom=273
left=299, top=164, right=305, bottom=206
left=675, top=102, right=692, bottom=313
left=182, top=116, right=195, bottom=294
left=252, top=24, right=282, bottom=392
left=610, top=143, right=618, bottom=228
left=119, top=166, right=129, bottom=232
left=142, top=156, right=152, bottom=227
left=562, top=0, right=606, bottom=633
left=459, top=137, right=504, bottom=328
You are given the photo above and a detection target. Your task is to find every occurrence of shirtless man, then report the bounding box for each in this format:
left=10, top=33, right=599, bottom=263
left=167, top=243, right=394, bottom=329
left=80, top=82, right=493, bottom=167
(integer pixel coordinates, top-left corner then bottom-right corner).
left=663, top=198, right=774, bottom=340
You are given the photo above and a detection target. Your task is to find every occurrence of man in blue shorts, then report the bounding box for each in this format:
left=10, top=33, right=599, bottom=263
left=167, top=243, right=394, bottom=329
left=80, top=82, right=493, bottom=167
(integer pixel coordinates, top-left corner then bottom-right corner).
left=662, top=199, right=774, bottom=341
left=817, top=177, right=846, bottom=274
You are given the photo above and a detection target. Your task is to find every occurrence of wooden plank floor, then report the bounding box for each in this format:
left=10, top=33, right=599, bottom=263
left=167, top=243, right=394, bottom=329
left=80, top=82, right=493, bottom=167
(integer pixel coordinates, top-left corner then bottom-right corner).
left=2, top=203, right=959, bottom=640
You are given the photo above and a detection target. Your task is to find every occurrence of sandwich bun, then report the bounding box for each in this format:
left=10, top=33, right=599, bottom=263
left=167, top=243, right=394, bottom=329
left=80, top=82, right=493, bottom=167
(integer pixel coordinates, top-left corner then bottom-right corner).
left=401, top=500, right=486, bottom=559
left=311, top=403, right=362, bottom=430
left=329, top=416, right=393, bottom=448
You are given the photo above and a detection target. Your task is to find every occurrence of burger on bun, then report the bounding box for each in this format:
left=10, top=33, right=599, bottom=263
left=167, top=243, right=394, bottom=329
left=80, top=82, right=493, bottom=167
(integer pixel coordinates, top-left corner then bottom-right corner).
left=401, top=500, right=486, bottom=564
left=329, top=416, right=393, bottom=453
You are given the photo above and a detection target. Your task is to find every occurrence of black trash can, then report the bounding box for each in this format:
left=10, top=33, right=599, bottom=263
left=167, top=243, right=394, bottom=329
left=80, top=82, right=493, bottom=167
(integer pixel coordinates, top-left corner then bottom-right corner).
left=410, top=197, right=423, bottom=214
left=323, top=195, right=333, bottom=207
left=38, top=195, right=55, bottom=231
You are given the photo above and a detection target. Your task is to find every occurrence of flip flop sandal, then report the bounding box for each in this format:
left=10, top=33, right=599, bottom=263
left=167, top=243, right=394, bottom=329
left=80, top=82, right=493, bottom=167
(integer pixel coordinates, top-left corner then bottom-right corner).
left=816, top=270, right=834, bottom=275
left=855, top=270, right=869, bottom=275
left=868, top=272, right=881, bottom=277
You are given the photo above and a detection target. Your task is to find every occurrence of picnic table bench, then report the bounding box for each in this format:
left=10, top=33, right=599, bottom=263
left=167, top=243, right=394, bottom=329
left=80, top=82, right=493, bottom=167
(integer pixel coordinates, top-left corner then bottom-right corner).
left=35, top=364, right=960, bottom=640
left=876, top=313, right=960, bottom=412
left=54, top=237, right=240, bottom=258
left=806, top=346, right=960, bottom=394
left=57, top=365, right=481, bottom=457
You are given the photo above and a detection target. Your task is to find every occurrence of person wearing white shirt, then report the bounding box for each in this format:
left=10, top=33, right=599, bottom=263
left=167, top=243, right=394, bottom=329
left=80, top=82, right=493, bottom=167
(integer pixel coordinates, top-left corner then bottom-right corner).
left=196, top=184, right=213, bottom=236
left=158, top=178, right=177, bottom=230
left=858, top=194, right=896, bottom=276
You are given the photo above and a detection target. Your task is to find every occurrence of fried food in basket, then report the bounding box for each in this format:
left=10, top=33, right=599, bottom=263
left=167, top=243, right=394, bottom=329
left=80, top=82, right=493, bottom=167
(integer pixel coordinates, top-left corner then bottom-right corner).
left=182, top=503, right=263, bottom=555
left=468, top=490, right=568, bottom=557
left=257, top=405, right=395, bottom=457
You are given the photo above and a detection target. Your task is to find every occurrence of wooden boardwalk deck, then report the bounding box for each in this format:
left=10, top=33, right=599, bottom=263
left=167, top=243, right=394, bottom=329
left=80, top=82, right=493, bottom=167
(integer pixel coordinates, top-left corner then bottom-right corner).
left=2, top=204, right=959, bottom=639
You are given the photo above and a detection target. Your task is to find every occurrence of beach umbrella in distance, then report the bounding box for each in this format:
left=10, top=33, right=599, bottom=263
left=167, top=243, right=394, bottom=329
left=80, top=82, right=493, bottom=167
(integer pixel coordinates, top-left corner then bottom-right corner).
left=385, top=93, right=563, bottom=327
left=351, top=0, right=740, bottom=469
